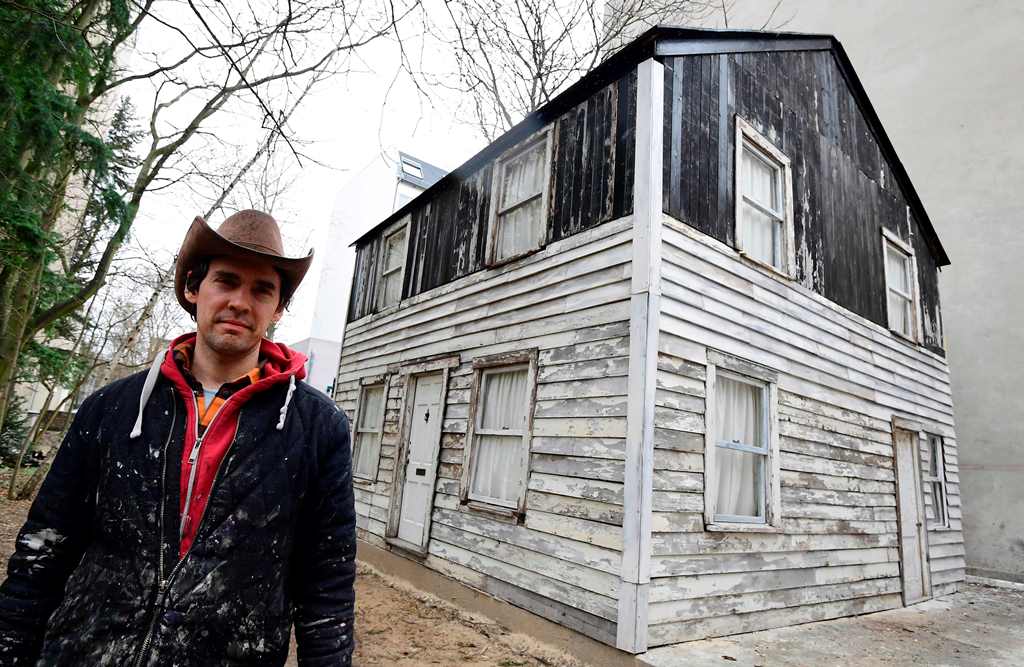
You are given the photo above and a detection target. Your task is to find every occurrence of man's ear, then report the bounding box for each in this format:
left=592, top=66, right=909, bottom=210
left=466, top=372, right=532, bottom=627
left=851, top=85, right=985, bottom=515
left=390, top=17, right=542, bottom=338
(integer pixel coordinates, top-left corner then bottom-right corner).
left=271, top=308, right=284, bottom=324
left=184, top=271, right=199, bottom=305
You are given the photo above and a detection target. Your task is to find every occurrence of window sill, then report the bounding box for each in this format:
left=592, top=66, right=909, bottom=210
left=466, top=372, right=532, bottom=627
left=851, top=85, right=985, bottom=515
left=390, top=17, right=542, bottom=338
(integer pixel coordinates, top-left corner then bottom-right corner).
left=737, top=250, right=794, bottom=282
left=706, top=522, right=782, bottom=534
left=461, top=499, right=521, bottom=524
left=353, top=476, right=377, bottom=488
left=927, top=524, right=956, bottom=532
left=485, top=245, right=544, bottom=270
left=888, top=327, right=920, bottom=346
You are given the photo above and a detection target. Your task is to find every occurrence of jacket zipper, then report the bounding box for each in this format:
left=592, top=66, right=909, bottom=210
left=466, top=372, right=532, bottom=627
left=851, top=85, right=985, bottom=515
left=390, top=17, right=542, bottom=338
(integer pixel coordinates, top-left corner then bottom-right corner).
left=133, top=393, right=243, bottom=667
left=133, top=392, right=176, bottom=667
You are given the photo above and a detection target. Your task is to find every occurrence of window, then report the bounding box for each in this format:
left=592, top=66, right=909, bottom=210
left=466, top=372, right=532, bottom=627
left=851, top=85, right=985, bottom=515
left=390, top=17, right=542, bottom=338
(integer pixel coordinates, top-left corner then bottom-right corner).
left=924, top=434, right=950, bottom=528
left=400, top=158, right=423, bottom=179
left=704, top=352, right=781, bottom=531
left=353, top=384, right=385, bottom=480
left=378, top=221, right=407, bottom=309
left=735, top=117, right=794, bottom=275
left=488, top=132, right=551, bottom=264
left=462, top=352, right=538, bottom=514
left=882, top=229, right=920, bottom=341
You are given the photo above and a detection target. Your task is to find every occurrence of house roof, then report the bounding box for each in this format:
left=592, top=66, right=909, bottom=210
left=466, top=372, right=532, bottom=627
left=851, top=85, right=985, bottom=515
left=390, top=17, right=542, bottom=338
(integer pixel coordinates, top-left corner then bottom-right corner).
left=396, top=151, right=447, bottom=190
left=353, top=26, right=948, bottom=267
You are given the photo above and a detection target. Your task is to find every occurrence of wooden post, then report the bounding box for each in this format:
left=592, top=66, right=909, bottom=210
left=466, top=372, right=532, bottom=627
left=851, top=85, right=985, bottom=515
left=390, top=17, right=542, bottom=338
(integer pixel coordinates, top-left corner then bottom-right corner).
left=617, top=57, right=663, bottom=654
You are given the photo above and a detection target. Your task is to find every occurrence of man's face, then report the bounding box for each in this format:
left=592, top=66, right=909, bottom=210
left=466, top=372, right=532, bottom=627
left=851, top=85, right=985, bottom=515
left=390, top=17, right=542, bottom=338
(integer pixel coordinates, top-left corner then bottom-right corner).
left=184, top=256, right=283, bottom=357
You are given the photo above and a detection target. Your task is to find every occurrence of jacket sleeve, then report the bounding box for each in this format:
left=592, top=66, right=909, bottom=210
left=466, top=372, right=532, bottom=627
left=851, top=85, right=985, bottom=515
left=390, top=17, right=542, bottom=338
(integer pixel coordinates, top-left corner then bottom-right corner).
left=292, top=405, right=357, bottom=667
left=0, top=393, right=101, bottom=665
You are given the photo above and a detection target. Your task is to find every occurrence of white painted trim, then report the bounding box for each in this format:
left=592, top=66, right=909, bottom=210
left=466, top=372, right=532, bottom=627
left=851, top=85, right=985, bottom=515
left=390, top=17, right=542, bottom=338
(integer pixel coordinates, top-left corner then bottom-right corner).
left=881, top=224, right=923, bottom=344
left=485, top=128, right=554, bottom=266
left=352, top=377, right=390, bottom=482
left=376, top=215, right=411, bottom=311
left=617, top=57, right=662, bottom=655
left=733, top=116, right=796, bottom=278
left=702, top=356, right=782, bottom=531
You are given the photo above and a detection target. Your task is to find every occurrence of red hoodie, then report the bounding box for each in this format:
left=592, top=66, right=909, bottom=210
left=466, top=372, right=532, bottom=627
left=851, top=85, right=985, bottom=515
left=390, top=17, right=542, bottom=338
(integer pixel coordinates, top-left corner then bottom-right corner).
left=159, top=333, right=307, bottom=558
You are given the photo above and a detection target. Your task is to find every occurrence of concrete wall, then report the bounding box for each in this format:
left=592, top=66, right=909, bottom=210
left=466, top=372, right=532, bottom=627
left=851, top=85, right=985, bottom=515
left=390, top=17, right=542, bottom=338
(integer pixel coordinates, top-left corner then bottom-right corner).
left=664, top=0, right=1024, bottom=581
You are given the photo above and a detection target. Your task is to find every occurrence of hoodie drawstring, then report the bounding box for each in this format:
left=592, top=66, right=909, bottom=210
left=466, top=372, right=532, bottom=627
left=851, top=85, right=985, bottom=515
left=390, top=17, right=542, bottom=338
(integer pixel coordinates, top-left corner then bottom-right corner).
left=130, top=354, right=165, bottom=439
left=276, top=375, right=296, bottom=431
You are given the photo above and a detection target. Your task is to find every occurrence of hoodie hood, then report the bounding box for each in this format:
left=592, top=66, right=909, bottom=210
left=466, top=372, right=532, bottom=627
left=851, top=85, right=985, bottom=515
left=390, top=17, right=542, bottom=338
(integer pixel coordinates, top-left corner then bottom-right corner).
left=129, top=333, right=308, bottom=438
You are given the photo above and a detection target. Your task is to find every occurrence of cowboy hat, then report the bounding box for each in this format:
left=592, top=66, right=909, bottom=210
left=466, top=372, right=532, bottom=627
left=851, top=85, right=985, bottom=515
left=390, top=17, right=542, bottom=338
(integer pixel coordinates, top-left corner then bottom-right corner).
left=174, top=210, right=314, bottom=315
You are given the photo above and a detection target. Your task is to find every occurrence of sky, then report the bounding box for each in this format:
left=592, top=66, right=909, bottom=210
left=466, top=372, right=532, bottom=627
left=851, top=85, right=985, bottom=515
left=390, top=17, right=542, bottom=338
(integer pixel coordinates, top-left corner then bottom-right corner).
left=120, top=4, right=488, bottom=346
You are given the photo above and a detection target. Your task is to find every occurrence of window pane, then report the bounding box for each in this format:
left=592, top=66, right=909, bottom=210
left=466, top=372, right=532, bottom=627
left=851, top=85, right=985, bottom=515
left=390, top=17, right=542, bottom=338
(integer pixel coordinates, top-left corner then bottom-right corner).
left=928, top=436, right=942, bottom=477
left=471, top=434, right=522, bottom=504
left=886, top=243, right=910, bottom=293
left=354, top=432, right=378, bottom=477
left=931, top=480, right=946, bottom=524
left=742, top=145, right=780, bottom=212
left=739, top=203, right=782, bottom=268
left=479, top=368, right=528, bottom=430
left=888, top=292, right=911, bottom=336
left=500, top=142, right=545, bottom=210
left=715, top=375, right=764, bottom=447
left=715, top=448, right=765, bottom=518
left=496, top=199, right=543, bottom=260
left=384, top=229, right=406, bottom=272
left=381, top=271, right=401, bottom=307
left=358, top=386, right=384, bottom=430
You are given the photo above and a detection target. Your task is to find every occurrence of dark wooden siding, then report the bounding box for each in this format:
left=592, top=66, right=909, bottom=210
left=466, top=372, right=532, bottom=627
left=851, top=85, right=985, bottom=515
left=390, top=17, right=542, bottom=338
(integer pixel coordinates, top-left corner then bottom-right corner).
left=347, top=70, right=637, bottom=323
left=662, top=51, right=944, bottom=355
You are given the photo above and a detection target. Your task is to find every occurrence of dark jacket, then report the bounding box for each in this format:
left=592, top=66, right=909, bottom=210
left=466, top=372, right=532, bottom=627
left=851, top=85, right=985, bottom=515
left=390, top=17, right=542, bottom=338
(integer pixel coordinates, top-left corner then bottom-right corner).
left=0, top=340, right=356, bottom=666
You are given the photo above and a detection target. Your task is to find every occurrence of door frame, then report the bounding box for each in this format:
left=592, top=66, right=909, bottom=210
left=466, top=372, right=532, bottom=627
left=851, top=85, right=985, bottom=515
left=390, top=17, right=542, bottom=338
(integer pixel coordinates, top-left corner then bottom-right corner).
left=892, top=416, right=932, bottom=605
left=385, top=355, right=459, bottom=553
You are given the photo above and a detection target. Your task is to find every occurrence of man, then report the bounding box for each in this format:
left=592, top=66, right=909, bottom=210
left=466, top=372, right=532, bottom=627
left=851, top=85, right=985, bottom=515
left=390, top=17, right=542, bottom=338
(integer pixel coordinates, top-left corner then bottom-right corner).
left=0, top=211, right=356, bottom=665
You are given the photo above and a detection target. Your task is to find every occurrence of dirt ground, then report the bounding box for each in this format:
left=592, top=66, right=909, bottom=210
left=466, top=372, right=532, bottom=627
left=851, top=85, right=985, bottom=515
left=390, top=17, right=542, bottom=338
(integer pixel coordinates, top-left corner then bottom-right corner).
left=0, top=469, right=583, bottom=666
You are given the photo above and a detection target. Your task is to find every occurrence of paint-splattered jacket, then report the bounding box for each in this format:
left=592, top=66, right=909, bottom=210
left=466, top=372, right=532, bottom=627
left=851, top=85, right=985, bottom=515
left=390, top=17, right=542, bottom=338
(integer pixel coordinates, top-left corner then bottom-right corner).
left=0, top=338, right=356, bottom=666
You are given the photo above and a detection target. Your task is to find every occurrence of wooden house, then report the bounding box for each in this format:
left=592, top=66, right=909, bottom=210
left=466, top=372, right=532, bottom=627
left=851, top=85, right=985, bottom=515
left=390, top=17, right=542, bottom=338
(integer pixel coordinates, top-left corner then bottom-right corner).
left=333, top=27, right=964, bottom=654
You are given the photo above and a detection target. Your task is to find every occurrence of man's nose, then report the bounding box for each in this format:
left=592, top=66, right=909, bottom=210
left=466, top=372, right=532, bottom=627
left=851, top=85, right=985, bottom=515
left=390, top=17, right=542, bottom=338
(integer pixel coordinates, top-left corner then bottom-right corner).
left=226, top=289, right=251, bottom=313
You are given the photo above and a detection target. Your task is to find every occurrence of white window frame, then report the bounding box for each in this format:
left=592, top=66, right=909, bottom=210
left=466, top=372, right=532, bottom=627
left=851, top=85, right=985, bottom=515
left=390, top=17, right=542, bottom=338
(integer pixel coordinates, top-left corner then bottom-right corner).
left=376, top=216, right=409, bottom=311
left=703, top=351, right=782, bottom=532
left=923, top=433, right=950, bottom=530
left=352, top=377, right=389, bottom=482
left=881, top=227, right=922, bottom=343
left=485, top=129, right=554, bottom=266
left=734, top=116, right=796, bottom=278
left=460, top=350, right=539, bottom=518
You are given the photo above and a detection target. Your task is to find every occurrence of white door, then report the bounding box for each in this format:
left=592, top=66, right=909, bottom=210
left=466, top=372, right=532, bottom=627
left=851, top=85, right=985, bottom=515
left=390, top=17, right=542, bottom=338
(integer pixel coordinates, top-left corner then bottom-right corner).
left=893, top=427, right=930, bottom=604
left=397, top=373, right=444, bottom=548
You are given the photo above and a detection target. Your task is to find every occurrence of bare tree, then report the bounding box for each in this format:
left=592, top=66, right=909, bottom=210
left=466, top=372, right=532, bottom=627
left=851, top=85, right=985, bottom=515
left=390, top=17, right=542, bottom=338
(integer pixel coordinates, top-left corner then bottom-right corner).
left=0, top=0, right=416, bottom=428
left=408, top=0, right=719, bottom=141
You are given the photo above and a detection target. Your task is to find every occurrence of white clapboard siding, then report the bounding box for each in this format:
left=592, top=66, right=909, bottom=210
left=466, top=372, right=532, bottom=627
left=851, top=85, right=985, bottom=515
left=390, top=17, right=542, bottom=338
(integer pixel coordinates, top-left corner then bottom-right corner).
left=647, top=217, right=963, bottom=647
left=336, top=219, right=634, bottom=631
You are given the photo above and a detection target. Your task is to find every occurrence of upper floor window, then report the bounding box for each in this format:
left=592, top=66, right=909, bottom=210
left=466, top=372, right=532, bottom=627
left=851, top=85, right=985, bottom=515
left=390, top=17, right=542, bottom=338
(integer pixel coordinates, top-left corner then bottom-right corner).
left=353, top=383, right=386, bottom=481
left=735, top=117, right=794, bottom=276
left=704, top=351, right=781, bottom=531
left=924, top=434, right=950, bottom=529
left=378, top=219, right=408, bottom=309
left=488, top=131, right=551, bottom=264
left=461, top=351, right=538, bottom=515
left=882, top=228, right=920, bottom=341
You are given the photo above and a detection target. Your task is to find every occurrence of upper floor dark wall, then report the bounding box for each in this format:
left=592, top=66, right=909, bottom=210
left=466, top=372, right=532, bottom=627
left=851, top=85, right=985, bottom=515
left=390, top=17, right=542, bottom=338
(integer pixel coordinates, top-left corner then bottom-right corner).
left=662, top=50, right=945, bottom=354
left=347, top=70, right=637, bottom=323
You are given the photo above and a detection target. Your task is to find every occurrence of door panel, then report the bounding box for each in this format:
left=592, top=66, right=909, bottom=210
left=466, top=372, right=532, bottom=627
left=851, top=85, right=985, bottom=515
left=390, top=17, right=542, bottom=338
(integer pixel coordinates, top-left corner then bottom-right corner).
left=397, top=373, right=444, bottom=547
left=893, top=427, right=930, bottom=604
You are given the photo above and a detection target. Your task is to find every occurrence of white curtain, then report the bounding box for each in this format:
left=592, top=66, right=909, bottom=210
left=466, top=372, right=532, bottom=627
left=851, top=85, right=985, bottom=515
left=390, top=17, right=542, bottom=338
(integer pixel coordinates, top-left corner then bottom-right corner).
left=381, top=230, right=405, bottom=306
left=714, top=376, right=764, bottom=518
left=354, top=386, right=384, bottom=476
left=496, top=142, right=545, bottom=260
left=740, top=146, right=782, bottom=268
left=471, top=368, right=528, bottom=504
